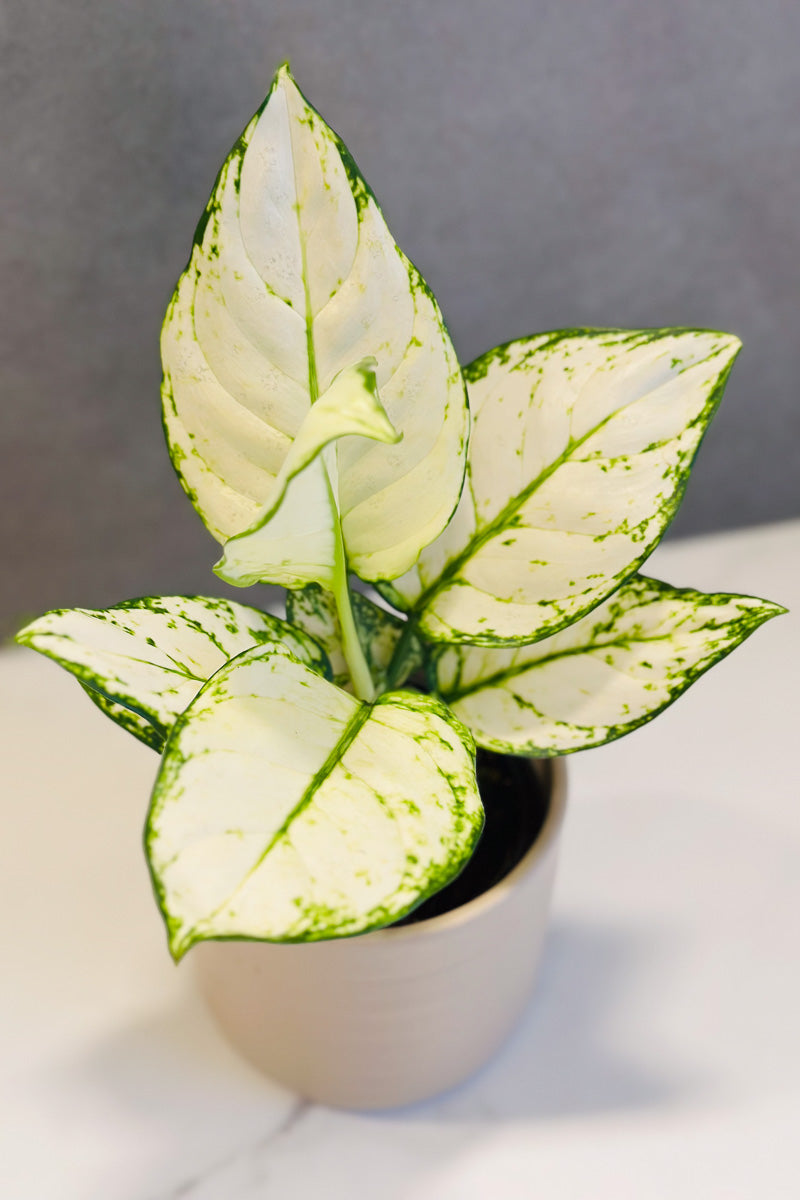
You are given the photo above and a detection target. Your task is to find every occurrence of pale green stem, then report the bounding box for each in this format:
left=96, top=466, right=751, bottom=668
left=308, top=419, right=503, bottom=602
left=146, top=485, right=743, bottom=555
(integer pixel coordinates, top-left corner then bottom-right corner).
left=326, top=473, right=375, bottom=702
left=335, top=572, right=375, bottom=703
left=294, top=153, right=373, bottom=701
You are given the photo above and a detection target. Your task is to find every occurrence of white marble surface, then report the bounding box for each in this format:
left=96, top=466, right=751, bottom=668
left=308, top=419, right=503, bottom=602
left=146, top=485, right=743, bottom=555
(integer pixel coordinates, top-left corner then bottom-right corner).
left=2, top=520, right=798, bottom=1199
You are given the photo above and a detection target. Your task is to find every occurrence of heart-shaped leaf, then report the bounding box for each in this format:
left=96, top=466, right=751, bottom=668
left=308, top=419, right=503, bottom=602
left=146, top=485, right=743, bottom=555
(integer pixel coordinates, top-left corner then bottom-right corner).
left=214, top=357, right=400, bottom=590
left=146, top=644, right=482, bottom=956
left=161, top=63, right=468, bottom=582
left=434, top=576, right=785, bottom=754
left=16, top=596, right=328, bottom=751
left=383, top=329, right=740, bottom=644
left=286, top=583, right=424, bottom=690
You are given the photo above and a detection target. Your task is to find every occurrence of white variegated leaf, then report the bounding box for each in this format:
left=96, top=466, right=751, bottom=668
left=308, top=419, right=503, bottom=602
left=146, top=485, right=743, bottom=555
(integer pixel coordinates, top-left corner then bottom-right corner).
left=15, top=596, right=328, bottom=750
left=435, top=576, right=785, bottom=754
left=383, top=329, right=740, bottom=644
left=146, top=644, right=482, bottom=956
left=161, top=63, right=468, bottom=582
left=214, top=357, right=400, bottom=589
left=286, top=583, right=424, bottom=690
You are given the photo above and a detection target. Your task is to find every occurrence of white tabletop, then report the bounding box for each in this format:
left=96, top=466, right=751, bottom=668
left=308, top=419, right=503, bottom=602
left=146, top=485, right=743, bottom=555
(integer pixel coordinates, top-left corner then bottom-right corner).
left=2, top=520, right=798, bottom=1200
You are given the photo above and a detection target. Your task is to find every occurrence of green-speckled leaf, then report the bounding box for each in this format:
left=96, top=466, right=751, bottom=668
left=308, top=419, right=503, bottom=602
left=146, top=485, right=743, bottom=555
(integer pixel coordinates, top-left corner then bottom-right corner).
left=286, top=583, right=424, bottom=690
left=146, top=643, right=482, bottom=957
left=383, top=329, right=740, bottom=644
left=16, top=596, right=328, bottom=751
left=161, top=63, right=468, bottom=582
left=214, top=358, right=400, bottom=589
left=81, top=687, right=167, bottom=751
left=435, top=576, right=785, bottom=755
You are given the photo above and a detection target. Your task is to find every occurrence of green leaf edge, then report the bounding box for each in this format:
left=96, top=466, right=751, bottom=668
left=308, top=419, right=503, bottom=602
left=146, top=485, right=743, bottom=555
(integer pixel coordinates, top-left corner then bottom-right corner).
left=15, top=594, right=332, bottom=752
left=160, top=62, right=471, bottom=568
left=379, top=326, right=741, bottom=648
left=433, top=576, right=786, bottom=756
left=81, top=686, right=167, bottom=752
left=144, top=643, right=483, bottom=960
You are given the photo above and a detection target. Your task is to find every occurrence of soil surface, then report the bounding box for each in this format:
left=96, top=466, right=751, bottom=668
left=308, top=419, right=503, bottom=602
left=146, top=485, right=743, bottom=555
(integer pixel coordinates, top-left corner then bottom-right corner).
left=394, top=749, right=550, bottom=926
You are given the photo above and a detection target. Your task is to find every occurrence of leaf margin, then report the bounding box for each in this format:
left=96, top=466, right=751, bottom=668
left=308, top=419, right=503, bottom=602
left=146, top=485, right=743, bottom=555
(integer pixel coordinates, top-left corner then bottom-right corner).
left=144, top=641, right=483, bottom=959
left=381, top=326, right=743, bottom=648
left=433, top=574, right=786, bottom=756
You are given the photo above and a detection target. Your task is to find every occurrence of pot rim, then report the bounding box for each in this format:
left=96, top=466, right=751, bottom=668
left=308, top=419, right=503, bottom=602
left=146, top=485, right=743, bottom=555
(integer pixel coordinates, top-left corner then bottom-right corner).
left=369, top=755, right=568, bottom=944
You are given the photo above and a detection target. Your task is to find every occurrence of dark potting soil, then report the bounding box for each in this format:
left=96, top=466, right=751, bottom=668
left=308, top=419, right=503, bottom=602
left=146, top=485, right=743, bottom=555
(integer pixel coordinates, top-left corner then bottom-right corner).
left=393, top=749, right=550, bottom=927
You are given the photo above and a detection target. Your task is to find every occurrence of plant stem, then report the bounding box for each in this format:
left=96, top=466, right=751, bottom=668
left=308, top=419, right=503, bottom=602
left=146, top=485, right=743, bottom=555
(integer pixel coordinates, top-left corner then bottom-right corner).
left=327, top=474, right=375, bottom=702
left=384, top=615, right=419, bottom=691
left=335, top=572, right=375, bottom=702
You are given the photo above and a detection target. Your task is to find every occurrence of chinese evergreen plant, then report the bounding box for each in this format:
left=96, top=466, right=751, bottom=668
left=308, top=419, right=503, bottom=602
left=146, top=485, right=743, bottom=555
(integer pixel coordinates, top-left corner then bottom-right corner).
left=17, top=66, right=783, bottom=959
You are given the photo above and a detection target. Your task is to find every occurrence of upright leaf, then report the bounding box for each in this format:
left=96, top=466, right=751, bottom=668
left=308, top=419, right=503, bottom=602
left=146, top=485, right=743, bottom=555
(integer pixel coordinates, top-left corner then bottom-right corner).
left=383, top=329, right=740, bottom=644
left=161, top=63, right=468, bottom=582
left=434, top=576, right=785, bottom=754
left=146, top=644, right=482, bottom=956
left=286, top=583, right=424, bottom=690
left=16, top=596, right=328, bottom=750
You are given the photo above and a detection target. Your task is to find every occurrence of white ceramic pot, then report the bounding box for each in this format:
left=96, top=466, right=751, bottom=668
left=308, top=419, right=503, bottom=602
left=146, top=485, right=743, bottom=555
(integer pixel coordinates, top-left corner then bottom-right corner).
left=193, top=757, right=567, bottom=1110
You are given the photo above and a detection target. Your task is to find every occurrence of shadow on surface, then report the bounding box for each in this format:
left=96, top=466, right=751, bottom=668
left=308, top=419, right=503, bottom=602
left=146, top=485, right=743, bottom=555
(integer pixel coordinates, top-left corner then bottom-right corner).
left=32, top=921, right=705, bottom=1198
left=388, top=919, right=696, bottom=1122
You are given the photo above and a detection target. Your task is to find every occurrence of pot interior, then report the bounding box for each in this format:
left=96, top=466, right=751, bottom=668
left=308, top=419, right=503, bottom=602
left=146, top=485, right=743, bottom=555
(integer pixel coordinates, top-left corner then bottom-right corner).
left=394, top=751, right=549, bottom=928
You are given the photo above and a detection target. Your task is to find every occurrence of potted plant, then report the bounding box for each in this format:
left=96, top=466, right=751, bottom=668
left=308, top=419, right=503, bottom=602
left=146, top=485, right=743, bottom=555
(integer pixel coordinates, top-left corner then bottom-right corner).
left=16, top=65, right=783, bottom=1109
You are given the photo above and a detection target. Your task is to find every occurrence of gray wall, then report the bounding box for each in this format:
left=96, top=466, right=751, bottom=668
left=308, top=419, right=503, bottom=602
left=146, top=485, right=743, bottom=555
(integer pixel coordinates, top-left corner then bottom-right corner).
left=3, top=0, right=799, bottom=636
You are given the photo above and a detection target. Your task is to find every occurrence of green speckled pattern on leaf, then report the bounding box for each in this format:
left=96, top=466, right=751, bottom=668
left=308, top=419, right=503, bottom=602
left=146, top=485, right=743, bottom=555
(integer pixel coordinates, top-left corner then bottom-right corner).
left=287, top=583, right=423, bottom=690
left=160, top=64, right=468, bottom=583
left=146, top=643, right=482, bottom=958
left=16, top=596, right=329, bottom=750
left=384, top=328, right=740, bottom=645
left=81, top=687, right=168, bottom=751
left=435, top=575, right=785, bottom=754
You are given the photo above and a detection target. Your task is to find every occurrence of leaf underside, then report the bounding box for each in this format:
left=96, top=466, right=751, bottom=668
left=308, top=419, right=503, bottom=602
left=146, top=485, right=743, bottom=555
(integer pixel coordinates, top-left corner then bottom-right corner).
left=147, top=644, right=482, bottom=956
left=383, top=328, right=741, bottom=645
left=435, top=575, right=785, bottom=754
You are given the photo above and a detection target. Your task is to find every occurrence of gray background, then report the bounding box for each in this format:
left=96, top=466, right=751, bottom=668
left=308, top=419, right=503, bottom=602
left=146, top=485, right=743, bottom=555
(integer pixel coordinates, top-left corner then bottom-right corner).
left=2, top=0, right=799, bottom=637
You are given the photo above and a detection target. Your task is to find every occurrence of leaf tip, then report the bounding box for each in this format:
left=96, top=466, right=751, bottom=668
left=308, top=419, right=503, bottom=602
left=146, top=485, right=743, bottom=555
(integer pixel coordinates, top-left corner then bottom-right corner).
left=757, top=599, right=789, bottom=621
left=718, top=331, right=743, bottom=363
left=13, top=614, right=48, bottom=650
left=212, top=549, right=250, bottom=589
left=168, top=932, right=192, bottom=964
left=273, top=59, right=298, bottom=95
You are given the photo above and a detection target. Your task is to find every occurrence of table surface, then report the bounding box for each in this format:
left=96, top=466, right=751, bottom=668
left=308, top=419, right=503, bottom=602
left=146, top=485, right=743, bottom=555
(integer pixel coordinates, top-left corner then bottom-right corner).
left=2, top=520, right=798, bottom=1200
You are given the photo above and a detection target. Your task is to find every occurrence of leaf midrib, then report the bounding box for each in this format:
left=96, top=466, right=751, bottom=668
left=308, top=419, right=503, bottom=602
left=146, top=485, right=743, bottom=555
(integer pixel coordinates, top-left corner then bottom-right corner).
left=410, top=349, right=715, bottom=617
left=441, top=629, right=690, bottom=703
left=202, top=700, right=372, bottom=924
left=411, top=412, right=622, bottom=615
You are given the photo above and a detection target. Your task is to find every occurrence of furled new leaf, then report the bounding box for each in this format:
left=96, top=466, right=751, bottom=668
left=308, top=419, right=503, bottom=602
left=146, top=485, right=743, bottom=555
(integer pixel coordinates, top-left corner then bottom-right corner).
left=286, top=583, right=424, bottom=690
left=434, top=576, right=785, bottom=754
left=161, top=63, right=468, bottom=582
left=383, top=329, right=740, bottom=644
left=15, top=596, right=328, bottom=751
left=214, top=358, right=400, bottom=589
left=147, top=644, right=482, bottom=957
